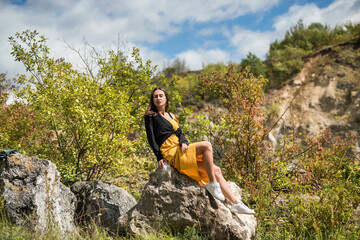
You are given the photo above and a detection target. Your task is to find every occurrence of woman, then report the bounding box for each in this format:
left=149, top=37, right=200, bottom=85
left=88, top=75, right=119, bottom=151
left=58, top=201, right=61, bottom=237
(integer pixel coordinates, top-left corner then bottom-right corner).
left=144, top=87, right=254, bottom=214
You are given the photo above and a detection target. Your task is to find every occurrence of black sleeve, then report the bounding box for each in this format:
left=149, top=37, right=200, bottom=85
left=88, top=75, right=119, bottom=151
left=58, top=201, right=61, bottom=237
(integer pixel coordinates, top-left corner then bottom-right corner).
left=145, top=116, right=164, bottom=161
left=177, top=127, right=189, bottom=146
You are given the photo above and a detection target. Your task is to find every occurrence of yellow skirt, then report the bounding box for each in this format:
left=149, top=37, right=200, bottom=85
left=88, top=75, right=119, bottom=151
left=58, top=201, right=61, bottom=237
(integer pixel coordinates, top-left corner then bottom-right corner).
left=160, top=133, right=209, bottom=186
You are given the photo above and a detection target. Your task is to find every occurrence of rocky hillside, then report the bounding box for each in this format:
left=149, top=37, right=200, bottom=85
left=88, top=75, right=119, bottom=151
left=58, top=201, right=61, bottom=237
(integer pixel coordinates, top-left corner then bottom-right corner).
left=265, top=38, right=360, bottom=158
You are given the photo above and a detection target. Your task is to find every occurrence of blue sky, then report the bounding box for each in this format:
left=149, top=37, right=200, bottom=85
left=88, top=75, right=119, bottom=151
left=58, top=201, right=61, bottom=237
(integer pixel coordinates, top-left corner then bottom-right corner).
left=0, top=0, right=359, bottom=77
left=151, top=0, right=333, bottom=57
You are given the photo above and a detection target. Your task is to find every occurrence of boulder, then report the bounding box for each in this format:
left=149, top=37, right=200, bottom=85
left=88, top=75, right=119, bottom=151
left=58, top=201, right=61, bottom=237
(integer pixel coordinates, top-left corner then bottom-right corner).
left=352, top=204, right=360, bottom=229
left=71, top=180, right=137, bottom=234
left=0, top=153, right=77, bottom=236
left=117, top=165, right=256, bottom=240
left=287, top=159, right=306, bottom=174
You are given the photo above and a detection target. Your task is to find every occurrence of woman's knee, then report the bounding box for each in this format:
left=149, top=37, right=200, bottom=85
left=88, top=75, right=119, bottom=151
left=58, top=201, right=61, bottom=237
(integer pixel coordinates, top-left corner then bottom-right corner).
left=203, top=141, right=212, bottom=152
left=196, top=141, right=213, bottom=155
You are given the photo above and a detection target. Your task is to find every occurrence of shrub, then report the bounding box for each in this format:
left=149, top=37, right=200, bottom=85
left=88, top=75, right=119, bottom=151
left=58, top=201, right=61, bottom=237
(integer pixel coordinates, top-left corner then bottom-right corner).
left=266, top=21, right=360, bottom=88
left=198, top=64, right=269, bottom=183
left=240, top=52, right=267, bottom=78
left=8, top=30, right=158, bottom=184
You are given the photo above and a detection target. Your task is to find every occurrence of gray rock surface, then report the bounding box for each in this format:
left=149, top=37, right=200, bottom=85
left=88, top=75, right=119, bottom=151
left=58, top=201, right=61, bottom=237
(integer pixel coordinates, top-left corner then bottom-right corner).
left=71, top=180, right=137, bottom=234
left=352, top=204, right=360, bottom=229
left=0, top=153, right=77, bottom=236
left=117, top=165, right=256, bottom=240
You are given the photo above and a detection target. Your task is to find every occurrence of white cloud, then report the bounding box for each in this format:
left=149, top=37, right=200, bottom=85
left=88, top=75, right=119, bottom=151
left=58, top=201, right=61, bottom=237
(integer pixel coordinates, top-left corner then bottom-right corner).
left=0, top=0, right=281, bottom=77
left=0, top=0, right=359, bottom=77
left=228, top=27, right=274, bottom=59
left=274, top=0, right=360, bottom=36
left=176, top=49, right=230, bottom=71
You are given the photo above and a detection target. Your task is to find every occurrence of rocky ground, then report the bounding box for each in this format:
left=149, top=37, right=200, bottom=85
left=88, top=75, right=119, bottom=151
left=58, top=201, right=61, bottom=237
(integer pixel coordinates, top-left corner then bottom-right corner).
left=264, top=39, right=360, bottom=159
left=1, top=153, right=255, bottom=239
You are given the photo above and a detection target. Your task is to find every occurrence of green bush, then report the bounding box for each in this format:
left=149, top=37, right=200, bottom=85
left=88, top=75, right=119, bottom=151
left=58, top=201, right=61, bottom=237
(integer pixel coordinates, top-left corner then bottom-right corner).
left=199, top=64, right=268, bottom=182
left=8, top=30, right=158, bottom=184
left=240, top=52, right=267, bottom=78
left=254, top=129, right=359, bottom=239
left=266, top=21, right=360, bottom=88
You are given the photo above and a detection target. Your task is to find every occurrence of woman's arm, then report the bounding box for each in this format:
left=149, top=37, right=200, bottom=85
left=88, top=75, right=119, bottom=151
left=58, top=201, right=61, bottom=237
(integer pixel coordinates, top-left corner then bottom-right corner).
left=178, top=127, right=189, bottom=152
left=178, top=128, right=189, bottom=146
left=145, top=116, right=164, bottom=161
left=170, top=112, right=189, bottom=151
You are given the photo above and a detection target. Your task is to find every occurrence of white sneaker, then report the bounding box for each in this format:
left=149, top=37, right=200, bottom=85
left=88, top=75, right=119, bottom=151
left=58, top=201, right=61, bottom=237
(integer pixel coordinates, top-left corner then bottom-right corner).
left=231, top=201, right=255, bottom=215
left=205, top=182, right=225, bottom=201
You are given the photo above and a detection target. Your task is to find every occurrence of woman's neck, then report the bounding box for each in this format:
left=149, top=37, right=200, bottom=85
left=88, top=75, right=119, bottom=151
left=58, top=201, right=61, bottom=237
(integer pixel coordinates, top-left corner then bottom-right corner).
left=157, top=107, right=166, bottom=115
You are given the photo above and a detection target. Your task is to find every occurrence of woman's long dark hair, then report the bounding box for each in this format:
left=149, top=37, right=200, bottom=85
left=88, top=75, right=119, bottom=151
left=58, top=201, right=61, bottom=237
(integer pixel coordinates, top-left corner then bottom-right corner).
left=143, top=87, right=169, bottom=117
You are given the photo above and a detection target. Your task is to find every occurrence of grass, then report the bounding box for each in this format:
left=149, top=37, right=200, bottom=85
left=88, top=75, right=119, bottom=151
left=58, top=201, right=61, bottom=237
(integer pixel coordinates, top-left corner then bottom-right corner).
left=0, top=216, right=208, bottom=240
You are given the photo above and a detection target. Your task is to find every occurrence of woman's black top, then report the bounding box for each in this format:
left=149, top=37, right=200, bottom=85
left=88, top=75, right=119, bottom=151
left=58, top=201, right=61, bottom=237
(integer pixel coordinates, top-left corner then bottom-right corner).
left=145, top=113, right=189, bottom=161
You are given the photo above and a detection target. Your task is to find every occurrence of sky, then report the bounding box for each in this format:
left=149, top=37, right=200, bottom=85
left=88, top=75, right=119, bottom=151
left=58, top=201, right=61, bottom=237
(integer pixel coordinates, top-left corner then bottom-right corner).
left=0, top=0, right=359, bottom=78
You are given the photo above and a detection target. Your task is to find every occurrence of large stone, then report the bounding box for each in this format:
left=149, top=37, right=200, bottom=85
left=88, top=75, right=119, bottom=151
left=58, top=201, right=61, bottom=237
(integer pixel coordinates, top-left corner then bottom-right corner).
left=0, top=153, right=77, bottom=236
left=117, top=165, right=256, bottom=240
left=71, top=180, right=137, bottom=235
left=352, top=205, right=360, bottom=229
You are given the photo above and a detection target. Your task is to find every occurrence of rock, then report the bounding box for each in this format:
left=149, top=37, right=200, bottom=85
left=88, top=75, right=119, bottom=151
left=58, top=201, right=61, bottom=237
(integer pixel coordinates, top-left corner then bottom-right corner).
left=117, top=165, right=256, bottom=240
left=266, top=131, right=278, bottom=148
left=287, top=159, right=305, bottom=174
left=352, top=204, right=360, bottom=229
left=291, top=79, right=302, bottom=86
left=308, top=102, right=317, bottom=108
left=275, top=196, right=290, bottom=209
left=349, top=91, right=360, bottom=121
left=0, top=153, right=77, bottom=236
left=71, top=180, right=137, bottom=235
left=336, top=81, right=356, bottom=90
left=319, top=95, right=336, bottom=112
left=316, top=75, right=330, bottom=87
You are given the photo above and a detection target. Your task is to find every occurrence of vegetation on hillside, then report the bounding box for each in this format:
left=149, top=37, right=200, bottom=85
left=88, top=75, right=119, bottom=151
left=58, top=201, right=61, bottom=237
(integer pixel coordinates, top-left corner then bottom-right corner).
left=1, top=21, right=360, bottom=239
left=183, top=63, right=359, bottom=239
left=2, top=30, right=179, bottom=188
left=162, top=21, right=360, bottom=99
left=266, top=20, right=360, bottom=87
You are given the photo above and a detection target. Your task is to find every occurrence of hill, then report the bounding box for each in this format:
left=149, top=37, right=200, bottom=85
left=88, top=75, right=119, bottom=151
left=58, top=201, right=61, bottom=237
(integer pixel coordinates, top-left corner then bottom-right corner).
left=265, top=38, right=360, bottom=158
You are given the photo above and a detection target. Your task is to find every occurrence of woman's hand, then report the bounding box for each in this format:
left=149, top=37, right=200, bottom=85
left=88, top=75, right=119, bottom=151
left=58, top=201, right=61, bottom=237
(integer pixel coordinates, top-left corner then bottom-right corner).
left=158, top=159, right=167, bottom=169
left=181, top=143, right=189, bottom=153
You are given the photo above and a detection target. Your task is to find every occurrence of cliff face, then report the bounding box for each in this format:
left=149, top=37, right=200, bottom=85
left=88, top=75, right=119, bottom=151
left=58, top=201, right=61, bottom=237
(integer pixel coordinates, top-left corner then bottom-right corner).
left=265, top=39, right=360, bottom=158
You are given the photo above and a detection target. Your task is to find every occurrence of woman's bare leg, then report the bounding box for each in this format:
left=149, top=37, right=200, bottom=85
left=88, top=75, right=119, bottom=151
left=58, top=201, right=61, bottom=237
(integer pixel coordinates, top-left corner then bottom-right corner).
left=197, top=161, right=239, bottom=203
left=196, top=143, right=255, bottom=213
left=195, top=141, right=217, bottom=183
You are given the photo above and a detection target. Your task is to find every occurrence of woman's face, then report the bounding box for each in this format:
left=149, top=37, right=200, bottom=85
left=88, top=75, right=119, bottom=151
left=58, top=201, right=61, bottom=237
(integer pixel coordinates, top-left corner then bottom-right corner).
left=153, top=89, right=167, bottom=109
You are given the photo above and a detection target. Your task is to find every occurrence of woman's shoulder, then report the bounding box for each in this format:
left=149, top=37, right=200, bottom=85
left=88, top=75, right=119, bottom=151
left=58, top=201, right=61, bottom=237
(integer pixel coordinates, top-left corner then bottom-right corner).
left=144, top=113, right=156, bottom=122
left=145, top=111, right=158, bottom=118
left=168, top=112, right=176, bottom=119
